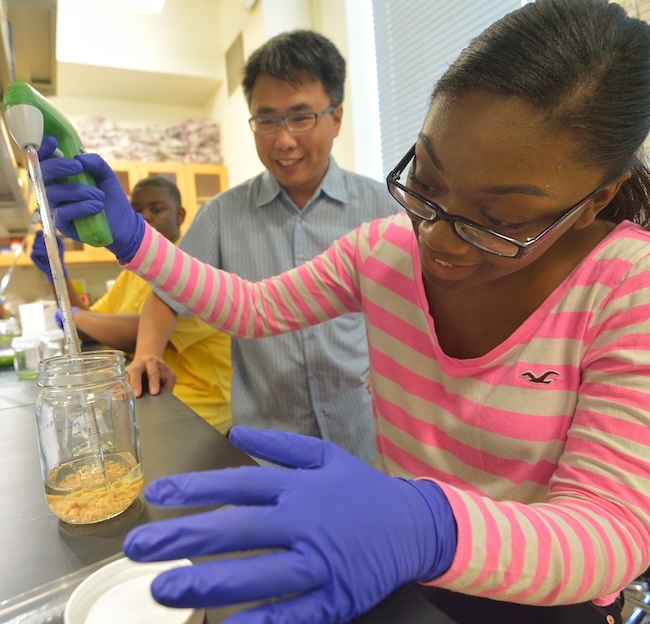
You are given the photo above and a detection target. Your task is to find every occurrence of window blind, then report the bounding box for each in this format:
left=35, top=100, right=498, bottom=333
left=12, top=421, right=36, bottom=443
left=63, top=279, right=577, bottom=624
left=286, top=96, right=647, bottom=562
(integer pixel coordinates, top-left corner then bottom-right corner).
left=371, top=0, right=521, bottom=177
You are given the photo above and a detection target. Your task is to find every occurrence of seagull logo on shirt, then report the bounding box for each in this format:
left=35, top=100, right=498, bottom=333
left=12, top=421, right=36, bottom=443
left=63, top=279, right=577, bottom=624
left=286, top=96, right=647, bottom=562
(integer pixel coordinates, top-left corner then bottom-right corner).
left=520, top=370, right=560, bottom=384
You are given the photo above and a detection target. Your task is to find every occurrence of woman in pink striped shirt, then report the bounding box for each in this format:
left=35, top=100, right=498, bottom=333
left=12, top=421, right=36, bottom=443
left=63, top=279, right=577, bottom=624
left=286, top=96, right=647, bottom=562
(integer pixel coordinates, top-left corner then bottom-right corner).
left=41, top=0, right=650, bottom=622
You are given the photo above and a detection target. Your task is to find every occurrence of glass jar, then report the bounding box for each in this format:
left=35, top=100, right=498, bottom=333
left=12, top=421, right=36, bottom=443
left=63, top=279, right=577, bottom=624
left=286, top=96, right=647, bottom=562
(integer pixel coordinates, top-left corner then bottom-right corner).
left=12, top=335, right=39, bottom=379
left=35, top=351, right=143, bottom=524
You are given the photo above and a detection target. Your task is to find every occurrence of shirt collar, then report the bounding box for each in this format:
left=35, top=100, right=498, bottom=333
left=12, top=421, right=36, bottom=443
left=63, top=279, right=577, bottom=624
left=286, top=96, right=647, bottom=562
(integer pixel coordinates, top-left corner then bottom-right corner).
left=256, top=156, right=347, bottom=209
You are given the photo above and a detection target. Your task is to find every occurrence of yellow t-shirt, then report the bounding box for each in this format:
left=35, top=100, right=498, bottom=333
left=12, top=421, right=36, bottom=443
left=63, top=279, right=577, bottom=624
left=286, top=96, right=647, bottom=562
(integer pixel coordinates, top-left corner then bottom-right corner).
left=90, top=269, right=232, bottom=431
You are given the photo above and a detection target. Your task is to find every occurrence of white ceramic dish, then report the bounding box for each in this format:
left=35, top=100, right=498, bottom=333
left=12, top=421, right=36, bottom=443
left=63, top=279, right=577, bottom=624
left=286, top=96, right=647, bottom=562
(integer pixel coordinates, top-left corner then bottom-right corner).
left=64, top=556, right=205, bottom=624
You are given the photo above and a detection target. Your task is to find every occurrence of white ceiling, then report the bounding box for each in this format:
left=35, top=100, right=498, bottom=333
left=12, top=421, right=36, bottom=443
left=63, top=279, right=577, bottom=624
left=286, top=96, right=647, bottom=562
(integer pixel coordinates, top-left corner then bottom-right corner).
left=11, top=0, right=222, bottom=107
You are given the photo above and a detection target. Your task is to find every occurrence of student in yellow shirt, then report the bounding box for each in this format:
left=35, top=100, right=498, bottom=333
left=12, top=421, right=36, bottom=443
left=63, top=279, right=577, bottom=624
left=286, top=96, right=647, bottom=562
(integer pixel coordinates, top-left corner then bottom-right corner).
left=31, top=176, right=232, bottom=433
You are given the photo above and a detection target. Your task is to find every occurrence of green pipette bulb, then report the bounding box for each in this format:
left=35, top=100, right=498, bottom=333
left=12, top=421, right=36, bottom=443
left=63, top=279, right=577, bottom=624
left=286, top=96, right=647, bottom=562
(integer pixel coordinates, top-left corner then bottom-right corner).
left=2, top=81, right=113, bottom=247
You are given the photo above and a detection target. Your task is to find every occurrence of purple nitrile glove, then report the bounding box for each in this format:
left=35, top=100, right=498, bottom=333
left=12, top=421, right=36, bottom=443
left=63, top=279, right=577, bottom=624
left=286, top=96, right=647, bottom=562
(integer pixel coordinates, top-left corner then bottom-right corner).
left=123, top=427, right=457, bottom=624
left=54, top=307, right=81, bottom=330
left=37, top=137, right=145, bottom=262
left=30, top=230, right=67, bottom=283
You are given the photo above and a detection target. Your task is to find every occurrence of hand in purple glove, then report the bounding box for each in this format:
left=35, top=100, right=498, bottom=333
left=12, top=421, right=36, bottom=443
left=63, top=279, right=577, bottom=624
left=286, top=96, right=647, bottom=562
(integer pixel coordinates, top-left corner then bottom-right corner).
left=54, top=307, right=81, bottom=330
left=37, top=137, right=145, bottom=262
left=30, top=230, right=67, bottom=283
left=123, top=427, right=457, bottom=624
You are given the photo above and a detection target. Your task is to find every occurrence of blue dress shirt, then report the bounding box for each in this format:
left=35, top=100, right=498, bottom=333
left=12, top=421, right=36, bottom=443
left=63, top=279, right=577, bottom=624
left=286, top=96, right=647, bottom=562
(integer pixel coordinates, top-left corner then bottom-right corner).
left=168, top=158, right=401, bottom=462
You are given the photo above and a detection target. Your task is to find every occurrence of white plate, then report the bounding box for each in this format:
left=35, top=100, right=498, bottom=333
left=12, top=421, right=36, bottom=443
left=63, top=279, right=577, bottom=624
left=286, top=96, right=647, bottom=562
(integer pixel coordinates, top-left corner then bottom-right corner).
left=64, top=556, right=205, bottom=624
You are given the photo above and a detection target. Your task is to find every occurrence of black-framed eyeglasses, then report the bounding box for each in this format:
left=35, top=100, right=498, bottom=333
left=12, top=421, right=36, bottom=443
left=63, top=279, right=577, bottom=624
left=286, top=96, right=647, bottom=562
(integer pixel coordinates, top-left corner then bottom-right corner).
left=386, top=144, right=603, bottom=259
left=248, top=105, right=336, bottom=135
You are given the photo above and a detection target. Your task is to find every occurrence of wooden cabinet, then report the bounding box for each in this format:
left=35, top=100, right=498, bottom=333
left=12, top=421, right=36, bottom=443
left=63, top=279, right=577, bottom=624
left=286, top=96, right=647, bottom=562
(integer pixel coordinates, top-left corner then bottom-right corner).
left=0, top=161, right=228, bottom=267
left=110, top=161, right=228, bottom=237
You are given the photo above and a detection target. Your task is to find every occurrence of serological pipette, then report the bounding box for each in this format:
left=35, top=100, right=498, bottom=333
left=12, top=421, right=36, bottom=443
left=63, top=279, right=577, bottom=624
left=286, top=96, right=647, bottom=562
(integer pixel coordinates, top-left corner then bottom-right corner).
left=2, top=83, right=110, bottom=482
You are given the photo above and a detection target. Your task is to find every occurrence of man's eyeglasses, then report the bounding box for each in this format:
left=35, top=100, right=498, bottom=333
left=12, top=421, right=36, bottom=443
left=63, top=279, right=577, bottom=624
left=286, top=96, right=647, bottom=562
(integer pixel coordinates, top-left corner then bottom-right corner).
left=249, top=105, right=336, bottom=135
left=386, top=144, right=603, bottom=259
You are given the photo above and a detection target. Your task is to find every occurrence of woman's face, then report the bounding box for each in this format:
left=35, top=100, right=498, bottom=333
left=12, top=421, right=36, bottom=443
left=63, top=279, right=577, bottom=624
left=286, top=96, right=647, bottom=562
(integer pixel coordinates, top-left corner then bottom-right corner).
left=408, top=90, right=615, bottom=292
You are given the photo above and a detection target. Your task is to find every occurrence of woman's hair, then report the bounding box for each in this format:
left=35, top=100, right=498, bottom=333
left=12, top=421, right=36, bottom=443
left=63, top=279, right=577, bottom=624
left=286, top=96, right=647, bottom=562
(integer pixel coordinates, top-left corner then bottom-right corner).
left=433, top=0, right=650, bottom=226
left=242, top=30, right=346, bottom=109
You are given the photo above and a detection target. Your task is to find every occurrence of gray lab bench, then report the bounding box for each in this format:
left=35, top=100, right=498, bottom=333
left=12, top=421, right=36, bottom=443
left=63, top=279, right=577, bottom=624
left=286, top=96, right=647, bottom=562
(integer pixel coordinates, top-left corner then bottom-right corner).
left=0, top=368, right=456, bottom=623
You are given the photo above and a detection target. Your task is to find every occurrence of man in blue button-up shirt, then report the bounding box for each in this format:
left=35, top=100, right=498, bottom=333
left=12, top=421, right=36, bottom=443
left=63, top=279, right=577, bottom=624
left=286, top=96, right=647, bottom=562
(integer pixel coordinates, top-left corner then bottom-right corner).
left=127, top=30, right=400, bottom=462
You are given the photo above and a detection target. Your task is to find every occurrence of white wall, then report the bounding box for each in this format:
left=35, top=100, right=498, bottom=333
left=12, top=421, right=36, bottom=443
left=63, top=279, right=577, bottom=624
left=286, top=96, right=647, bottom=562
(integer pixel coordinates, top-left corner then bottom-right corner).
left=213, top=0, right=321, bottom=187
left=343, top=0, right=382, bottom=181
left=46, top=96, right=207, bottom=128
left=214, top=0, right=375, bottom=187
left=49, top=0, right=371, bottom=187
left=315, top=0, right=356, bottom=175
left=210, top=0, right=267, bottom=187
left=57, top=0, right=221, bottom=77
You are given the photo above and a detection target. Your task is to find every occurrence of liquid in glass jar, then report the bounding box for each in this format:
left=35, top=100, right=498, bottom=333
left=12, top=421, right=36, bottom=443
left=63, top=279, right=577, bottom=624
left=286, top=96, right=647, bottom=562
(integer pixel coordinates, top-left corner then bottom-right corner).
left=36, top=351, right=143, bottom=524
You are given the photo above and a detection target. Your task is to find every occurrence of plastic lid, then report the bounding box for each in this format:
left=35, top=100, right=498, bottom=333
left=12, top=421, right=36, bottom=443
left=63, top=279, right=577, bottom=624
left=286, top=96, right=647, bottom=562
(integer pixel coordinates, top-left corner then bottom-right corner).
left=64, top=557, right=204, bottom=624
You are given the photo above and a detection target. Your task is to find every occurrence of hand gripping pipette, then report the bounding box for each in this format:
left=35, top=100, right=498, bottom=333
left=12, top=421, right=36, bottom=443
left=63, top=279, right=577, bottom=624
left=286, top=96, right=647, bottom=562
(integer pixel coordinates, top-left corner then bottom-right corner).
left=2, top=82, right=113, bottom=247
left=2, top=82, right=107, bottom=482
